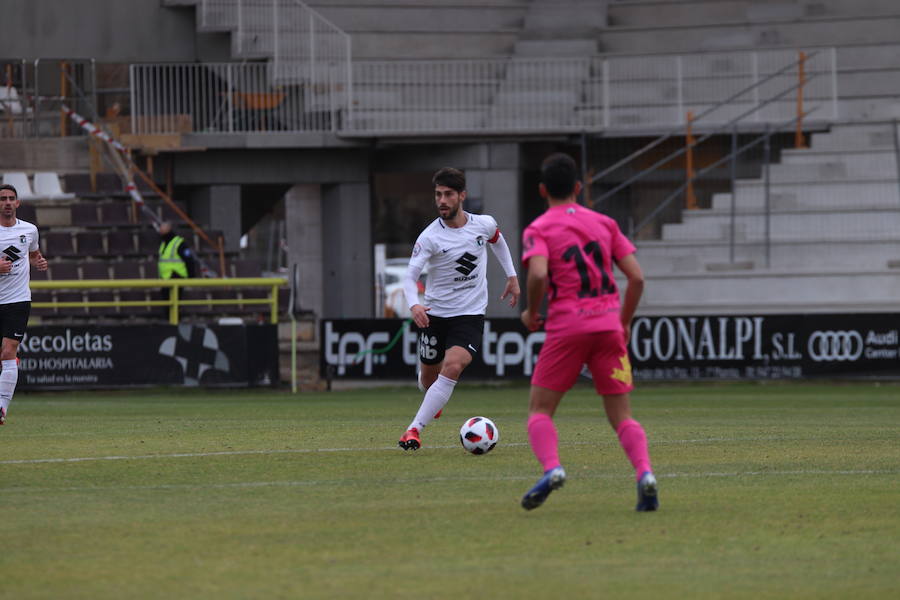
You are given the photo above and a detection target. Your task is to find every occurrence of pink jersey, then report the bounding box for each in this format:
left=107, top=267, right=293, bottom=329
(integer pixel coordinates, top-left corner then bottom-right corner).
left=522, top=203, right=635, bottom=334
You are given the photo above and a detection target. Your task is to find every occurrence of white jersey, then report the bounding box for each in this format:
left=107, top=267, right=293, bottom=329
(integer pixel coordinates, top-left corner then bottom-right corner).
left=0, top=219, right=39, bottom=304
left=409, top=212, right=500, bottom=317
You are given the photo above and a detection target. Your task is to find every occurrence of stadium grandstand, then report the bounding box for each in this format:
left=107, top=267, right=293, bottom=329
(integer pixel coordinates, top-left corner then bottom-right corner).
left=2, top=0, right=900, bottom=388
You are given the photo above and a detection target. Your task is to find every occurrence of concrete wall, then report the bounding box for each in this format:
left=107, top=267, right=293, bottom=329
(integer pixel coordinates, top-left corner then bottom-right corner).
left=170, top=148, right=370, bottom=187
left=321, top=183, right=373, bottom=319
left=283, top=181, right=373, bottom=320
left=189, top=185, right=242, bottom=254
left=0, top=0, right=199, bottom=62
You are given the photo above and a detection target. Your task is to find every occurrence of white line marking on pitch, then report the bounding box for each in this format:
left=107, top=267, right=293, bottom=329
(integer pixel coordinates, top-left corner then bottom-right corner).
left=0, top=469, right=894, bottom=495
left=0, top=435, right=828, bottom=465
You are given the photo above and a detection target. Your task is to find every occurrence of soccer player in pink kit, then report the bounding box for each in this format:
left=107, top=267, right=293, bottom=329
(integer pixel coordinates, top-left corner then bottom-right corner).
left=519, top=153, right=658, bottom=511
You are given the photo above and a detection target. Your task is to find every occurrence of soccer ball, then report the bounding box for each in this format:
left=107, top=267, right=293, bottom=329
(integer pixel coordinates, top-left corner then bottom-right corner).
left=459, top=416, right=499, bottom=455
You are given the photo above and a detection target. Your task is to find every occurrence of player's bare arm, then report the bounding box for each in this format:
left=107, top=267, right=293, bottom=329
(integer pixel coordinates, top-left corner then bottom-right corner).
left=521, top=254, right=548, bottom=331
left=30, top=250, right=48, bottom=271
left=615, top=253, right=644, bottom=340
left=501, top=275, right=521, bottom=307
left=0, top=258, right=11, bottom=275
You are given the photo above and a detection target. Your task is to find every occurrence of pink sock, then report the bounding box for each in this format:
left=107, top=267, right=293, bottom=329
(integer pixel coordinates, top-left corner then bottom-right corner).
left=616, top=418, right=652, bottom=480
left=527, top=413, right=561, bottom=472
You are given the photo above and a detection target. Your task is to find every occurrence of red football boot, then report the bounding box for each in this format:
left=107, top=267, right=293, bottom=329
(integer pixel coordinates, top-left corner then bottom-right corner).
left=398, top=427, right=421, bottom=451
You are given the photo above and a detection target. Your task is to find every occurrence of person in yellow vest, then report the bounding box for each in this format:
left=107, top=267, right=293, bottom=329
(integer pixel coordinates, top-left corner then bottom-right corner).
left=158, top=221, right=196, bottom=279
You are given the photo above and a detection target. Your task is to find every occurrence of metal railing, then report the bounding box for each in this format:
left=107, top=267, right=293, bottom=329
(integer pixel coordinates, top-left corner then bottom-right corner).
left=714, top=119, right=900, bottom=270
left=130, top=61, right=344, bottom=134
left=1, top=58, right=96, bottom=139
left=194, top=0, right=351, bottom=129
left=33, top=278, right=286, bottom=325
left=584, top=50, right=833, bottom=258
left=128, top=47, right=836, bottom=136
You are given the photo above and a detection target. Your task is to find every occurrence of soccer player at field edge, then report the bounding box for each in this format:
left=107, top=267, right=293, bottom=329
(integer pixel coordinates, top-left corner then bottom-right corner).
left=518, top=153, right=658, bottom=511
left=0, top=184, right=48, bottom=425
left=398, top=167, right=520, bottom=450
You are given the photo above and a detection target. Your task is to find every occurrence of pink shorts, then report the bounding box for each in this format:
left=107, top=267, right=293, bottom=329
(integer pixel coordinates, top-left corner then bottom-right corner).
left=531, top=330, right=634, bottom=396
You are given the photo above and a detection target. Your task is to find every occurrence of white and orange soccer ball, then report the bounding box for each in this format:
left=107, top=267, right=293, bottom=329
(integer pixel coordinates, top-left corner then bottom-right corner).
left=459, top=416, right=499, bottom=455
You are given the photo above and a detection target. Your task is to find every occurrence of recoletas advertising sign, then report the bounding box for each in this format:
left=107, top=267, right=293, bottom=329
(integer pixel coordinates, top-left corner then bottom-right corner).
left=18, top=324, right=279, bottom=389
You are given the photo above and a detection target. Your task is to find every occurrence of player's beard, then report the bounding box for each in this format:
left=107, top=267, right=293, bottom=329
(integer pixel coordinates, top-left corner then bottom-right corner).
left=439, top=205, right=459, bottom=221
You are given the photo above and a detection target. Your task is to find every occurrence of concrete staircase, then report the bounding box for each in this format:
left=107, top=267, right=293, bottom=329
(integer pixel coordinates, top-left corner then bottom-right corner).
left=309, top=0, right=529, bottom=59
left=601, top=0, right=900, bottom=123
left=603, top=0, right=900, bottom=53
left=633, top=122, right=900, bottom=314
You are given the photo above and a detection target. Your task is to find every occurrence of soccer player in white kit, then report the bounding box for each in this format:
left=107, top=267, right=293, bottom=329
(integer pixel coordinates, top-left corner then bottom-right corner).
left=0, top=184, right=48, bottom=425
left=398, top=168, right=520, bottom=450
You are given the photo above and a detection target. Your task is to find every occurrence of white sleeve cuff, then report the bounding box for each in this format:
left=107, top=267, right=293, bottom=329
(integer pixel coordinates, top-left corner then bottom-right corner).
left=489, top=233, right=518, bottom=278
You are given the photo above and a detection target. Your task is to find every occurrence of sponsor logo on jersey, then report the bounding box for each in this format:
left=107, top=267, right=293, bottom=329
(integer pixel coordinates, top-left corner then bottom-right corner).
left=455, top=252, right=478, bottom=276
left=2, top=245, right=22, bottom=263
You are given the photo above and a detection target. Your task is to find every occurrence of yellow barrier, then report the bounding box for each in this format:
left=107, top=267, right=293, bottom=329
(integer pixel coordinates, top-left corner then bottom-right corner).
left=31, top=278, right=286, bottom=325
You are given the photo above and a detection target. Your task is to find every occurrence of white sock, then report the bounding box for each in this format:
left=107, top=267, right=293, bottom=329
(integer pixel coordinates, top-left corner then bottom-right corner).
left=408, top=374, right=457, bottom=431
left=417, top=365, right=427, bottom=392
left=0, top=359, right=18, bottom=414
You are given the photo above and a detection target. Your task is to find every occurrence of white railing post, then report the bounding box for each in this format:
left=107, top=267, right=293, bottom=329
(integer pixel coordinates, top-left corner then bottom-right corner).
left=273, top=0, right=279, bottom=82
left=345, top=35, right=353, bottom=132
left=752, top=51, right=760, bottom=122
left=830, top=46, right=839, bottom=121
left=676, top=55, right=684, bottom=125
left=129, top=64, right=137, bottom=135
left=602, top=58, right=609, bottom=129
left=227, top=63, right=234, bottom=133
left=237, top=0, right=244, bottom=54
left=310, top=10, right=316, bottom=126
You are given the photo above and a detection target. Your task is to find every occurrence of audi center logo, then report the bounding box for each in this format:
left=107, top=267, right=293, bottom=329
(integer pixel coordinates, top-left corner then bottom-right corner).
left=807, top=330, right=864, bottom=362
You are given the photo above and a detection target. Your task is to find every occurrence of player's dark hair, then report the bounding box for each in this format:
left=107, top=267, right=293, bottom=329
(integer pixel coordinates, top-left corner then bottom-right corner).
left=0, top=184, right=17, bottom=199
left=540, top=153, right=578, bottom=199
left=432, top=167, right=466, bottom=193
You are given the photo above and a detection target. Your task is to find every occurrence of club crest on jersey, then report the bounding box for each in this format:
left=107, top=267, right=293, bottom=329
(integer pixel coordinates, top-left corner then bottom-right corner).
left=476, top=236, right=484, bottom=246
left=19, top=235, right=26, bottom=244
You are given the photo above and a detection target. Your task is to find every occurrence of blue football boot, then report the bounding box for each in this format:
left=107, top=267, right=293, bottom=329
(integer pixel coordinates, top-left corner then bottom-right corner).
left=636, top=471, right=659, bottom=512
left=521, top=466, right=567, bottom=510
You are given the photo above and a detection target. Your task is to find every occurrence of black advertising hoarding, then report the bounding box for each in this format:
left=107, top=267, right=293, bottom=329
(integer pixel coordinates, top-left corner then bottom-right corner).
left=321, top=315, right=900, bottom=380
left=18, top=324, right=279, bottom=389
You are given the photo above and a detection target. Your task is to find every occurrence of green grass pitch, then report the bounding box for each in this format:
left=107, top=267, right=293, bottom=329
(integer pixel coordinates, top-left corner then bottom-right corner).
left=2, top=382, right=898, bottom=599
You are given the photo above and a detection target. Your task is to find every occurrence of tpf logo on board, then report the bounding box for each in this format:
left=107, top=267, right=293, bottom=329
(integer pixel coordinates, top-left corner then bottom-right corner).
left=807, top=330, right=863, bottom=362
left=323, top=321, right=395, bottom=375
left=323, top=320, right=546, bottom=376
